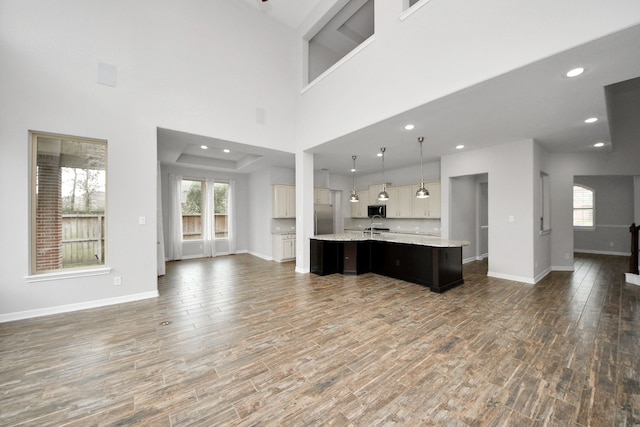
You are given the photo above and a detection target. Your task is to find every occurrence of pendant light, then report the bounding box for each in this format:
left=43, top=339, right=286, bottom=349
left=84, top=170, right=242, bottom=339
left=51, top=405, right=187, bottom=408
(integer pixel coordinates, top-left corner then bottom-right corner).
left=416, top=137, right=430, bottom=199
left=377, top=147, right=389, bottom=201
left=349, top=155, right=359, bottom=203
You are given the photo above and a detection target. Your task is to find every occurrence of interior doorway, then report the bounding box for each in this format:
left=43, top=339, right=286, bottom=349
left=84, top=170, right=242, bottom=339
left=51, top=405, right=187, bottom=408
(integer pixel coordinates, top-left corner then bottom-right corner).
left=450, top=173, right=488, bottom=263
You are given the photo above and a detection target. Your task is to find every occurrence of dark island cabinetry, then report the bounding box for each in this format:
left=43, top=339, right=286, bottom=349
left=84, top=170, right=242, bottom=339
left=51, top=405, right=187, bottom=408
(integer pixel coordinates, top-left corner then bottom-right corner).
left=311, top=237, right=464, bottom=293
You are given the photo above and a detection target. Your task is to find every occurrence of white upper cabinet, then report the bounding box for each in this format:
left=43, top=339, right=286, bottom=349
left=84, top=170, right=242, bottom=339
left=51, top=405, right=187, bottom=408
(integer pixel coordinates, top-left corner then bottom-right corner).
left=349, top=190, right=369, bottom=218
left=411, top=182, right=441, bottom=218
left=273, top=185, right=296, bottom=218
left=386, top=185, right=413, bottom=218
left=314, top=188, right=330, bottom=204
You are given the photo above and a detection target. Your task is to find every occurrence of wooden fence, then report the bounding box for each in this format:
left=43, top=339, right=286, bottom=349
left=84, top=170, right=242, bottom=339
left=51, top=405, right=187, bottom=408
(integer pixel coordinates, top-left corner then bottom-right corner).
left=62, top=214, right=105, bottom=268
left=182, top=214, right=228, bottom=240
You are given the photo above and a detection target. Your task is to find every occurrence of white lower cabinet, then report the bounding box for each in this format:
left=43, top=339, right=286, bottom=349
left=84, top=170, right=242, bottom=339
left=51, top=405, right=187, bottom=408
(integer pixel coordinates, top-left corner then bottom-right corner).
left=273, top=234, right=296, bottom=262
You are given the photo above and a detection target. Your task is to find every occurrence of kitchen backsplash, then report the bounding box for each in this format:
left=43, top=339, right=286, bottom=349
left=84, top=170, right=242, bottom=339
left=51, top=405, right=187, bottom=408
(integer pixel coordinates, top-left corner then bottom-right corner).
left=272, top=218, right=296, bottom=233
left=345, top=218, right=441, bottom=236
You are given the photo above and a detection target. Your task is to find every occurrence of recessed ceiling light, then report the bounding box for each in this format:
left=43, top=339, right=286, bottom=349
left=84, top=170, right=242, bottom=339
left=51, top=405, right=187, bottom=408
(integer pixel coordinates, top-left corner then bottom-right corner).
left=404, top=124, right=415, bottom=131
left=377, top=152, right=383, bottom=157
left=584, top=117, right=598, bottom=123
left=200, top=145, right=208, bottom=149
left=223, top=148, right=230, bottom=153
left=456, top=145, right=465, bottom=150
left=565, top=67, right=585, bottom=78
left=593, top=142, right=605, bottom=148
left=350, top=167, right=356, bottom=172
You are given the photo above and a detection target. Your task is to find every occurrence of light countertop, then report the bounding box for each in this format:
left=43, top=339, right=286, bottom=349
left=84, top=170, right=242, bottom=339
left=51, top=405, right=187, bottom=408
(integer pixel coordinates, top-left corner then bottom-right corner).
left=311, top=232, right=469, bottom=248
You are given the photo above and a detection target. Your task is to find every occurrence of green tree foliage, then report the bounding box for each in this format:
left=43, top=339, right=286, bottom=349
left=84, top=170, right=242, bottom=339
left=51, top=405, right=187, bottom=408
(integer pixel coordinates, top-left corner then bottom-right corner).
left=214, top=183, right=228, bottom=214
left=184, top=181, right=202, bottom=214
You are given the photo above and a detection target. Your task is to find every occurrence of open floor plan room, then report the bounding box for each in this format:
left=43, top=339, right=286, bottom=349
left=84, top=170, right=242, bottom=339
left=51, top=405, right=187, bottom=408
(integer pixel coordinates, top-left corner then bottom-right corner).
left=0, top=253, right=638, bottom=426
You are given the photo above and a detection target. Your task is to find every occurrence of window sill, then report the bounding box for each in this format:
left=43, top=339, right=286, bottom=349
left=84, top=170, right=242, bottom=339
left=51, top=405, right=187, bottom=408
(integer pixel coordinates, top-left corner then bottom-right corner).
left=25, top=267, right=112, bottom=283
left=574, top=226, right=595, bottom=232
left=400, top=0, right=434, bottom=21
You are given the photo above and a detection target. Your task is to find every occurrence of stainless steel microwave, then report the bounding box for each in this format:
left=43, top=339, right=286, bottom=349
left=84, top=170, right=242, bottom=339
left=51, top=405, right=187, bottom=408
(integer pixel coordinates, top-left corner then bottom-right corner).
left=367, top=205, right=386, bottom=218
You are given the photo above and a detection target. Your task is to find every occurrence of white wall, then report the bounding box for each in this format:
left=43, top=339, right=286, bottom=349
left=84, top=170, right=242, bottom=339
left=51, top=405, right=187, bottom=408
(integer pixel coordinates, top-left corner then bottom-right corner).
left=533, top=140, right=552, bottom=280
left=549, top=79, right=640, bottom=269
left=573, top=176, right=634, bottom=255
left=442, top=139, right=538, bottom=283
left=0, top=0, right=298, bottom=320
left=296, top=0, right=640, bottom=150
left=451, top=175, right=479, bottom=262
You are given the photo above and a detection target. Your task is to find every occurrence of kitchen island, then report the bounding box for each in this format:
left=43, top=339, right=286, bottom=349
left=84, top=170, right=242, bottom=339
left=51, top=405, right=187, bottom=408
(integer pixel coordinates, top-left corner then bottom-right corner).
left=310, top=233, right=469, bottom=293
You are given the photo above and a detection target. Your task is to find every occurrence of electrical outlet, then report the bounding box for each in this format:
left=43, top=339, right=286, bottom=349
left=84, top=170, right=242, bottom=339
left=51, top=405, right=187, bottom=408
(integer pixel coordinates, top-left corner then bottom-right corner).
left=139, top=216, right=146, bottom=225
left=114, top=276, right=122, bottom=286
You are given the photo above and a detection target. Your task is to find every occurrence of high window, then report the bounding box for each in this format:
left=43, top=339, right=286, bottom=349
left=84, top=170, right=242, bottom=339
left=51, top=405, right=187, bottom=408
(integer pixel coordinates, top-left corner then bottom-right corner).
left=307, top=0, right=375, bottom=84
left=31, top=132, right=107, bottom=273
left=573, top=185, right=594, bottom=228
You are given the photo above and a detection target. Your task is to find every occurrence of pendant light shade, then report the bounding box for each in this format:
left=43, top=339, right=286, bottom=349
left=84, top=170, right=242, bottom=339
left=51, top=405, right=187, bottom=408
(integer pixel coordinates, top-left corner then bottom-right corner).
left=349, top=155, right=359, bottom=203
left=416, top=137, right=430, bottom=199
left=377, top=147, right=389, bottom=201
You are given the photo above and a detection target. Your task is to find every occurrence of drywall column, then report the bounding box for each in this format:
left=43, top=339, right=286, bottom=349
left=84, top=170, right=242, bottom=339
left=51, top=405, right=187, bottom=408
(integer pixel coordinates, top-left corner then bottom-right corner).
left=295, top=150, right=314, bottom=273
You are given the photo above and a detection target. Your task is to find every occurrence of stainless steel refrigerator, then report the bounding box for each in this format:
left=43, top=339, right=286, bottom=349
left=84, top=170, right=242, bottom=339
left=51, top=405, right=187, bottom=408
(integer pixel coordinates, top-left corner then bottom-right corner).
left=314, top=204, right=334, bottom=235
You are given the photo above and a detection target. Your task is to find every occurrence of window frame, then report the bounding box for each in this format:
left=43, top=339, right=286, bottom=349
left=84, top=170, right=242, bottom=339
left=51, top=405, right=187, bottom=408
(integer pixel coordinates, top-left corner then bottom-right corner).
left=573, top=184, right=595, bottom=230
left=180, top=178, right=229, bottom=241
left=29, top=131, right=109, bottom=277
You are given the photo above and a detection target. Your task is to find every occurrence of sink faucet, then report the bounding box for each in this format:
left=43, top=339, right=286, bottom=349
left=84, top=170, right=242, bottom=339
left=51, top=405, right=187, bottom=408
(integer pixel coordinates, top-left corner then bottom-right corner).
left=370, top=215, right=383, bottom=238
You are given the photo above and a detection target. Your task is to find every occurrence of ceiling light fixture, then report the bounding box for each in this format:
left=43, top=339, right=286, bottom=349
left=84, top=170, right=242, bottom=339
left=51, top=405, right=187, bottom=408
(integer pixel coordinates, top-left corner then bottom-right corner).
left=376, top=152, right=383, bottom=157
left=223, top=148, right=231, bottom=153
left=566, top=67, right=585, bottom=78
left=456, top=144, right=465, bottom=150
left=594, top=142, right=605, bottom=148
left=416, top=137, right=430, bottom=199
left=584, top=117, right=598, bottom=123
left=377, top=147, right=389, bottom=202
left=349, top=155, right=359, bottom=203
left=200, top=145, right=208, bottom=149
left=404, top=124, right=415, bottom=131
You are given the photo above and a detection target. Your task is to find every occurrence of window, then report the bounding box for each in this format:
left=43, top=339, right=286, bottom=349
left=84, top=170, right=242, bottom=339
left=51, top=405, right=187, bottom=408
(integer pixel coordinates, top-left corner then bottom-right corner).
left=573, top=185, right=594, bottom=228
left=181, top=179, right=203, bottom=240
left=180, top=179, right=229, bottom=240
left=31, top=132, right=107, bottom=273
left=307, top=0, right=375, bottom=84
left=214, top=182, right=229, bottom=238
left=540, top=172, right=551, bottom=233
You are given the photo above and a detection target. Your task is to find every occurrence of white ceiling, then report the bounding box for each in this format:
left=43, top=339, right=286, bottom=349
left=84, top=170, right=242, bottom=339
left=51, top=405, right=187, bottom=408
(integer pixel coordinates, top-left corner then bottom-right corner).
left=157, top=4, right=640, bottom=177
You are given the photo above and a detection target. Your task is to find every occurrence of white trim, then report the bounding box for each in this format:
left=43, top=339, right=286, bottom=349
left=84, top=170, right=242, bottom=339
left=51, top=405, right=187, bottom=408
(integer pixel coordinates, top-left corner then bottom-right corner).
left=487, top=271, right=535, bottom=285
left=248, top=251, right=272, bottom=261
left=574, top=249, right=631, bottom=256
left=400, top=0, right=433, bottom=21
left=534, top=267, right=552, bottom=283
left=295, top=266, right=310, bottom=274
left=625, top=273, right=640, bottom=286
left=0, top=291, right=158, bottom=323
left=25, top=267, right=112, bottom=283
left=552, top=266, right=575, bottom=272
left=462, top=257, right=476, bottom=264
left=301, top=35, right=375, bottom=94
left=476, top=253, right=488, bottom=261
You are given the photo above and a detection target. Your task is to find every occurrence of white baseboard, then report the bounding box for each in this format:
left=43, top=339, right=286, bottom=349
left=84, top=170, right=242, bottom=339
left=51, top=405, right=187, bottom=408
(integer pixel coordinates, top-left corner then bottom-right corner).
left=625, top=273, right=640, bottom=286
left=248, top=251, right=272, bottom=261
left=295, top=266, right=310, bottom=274
left=534, top=267, right=552, bottom=283
left=552, top=265, right=575, bottom=272
left=487, top=271, right=535, bottom=285
left=0, top=290, right=159, bottom=323
left=574, top=249, right=631, bottom=256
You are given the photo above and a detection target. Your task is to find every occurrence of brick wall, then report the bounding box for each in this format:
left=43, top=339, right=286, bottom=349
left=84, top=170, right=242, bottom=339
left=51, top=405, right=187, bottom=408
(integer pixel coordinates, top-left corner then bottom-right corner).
left=36, top=154, right=63, bottom=271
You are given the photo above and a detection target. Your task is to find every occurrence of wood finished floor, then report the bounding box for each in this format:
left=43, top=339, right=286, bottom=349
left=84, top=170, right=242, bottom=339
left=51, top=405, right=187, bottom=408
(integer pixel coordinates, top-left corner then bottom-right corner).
left=1, top=253, right=639, bottom=426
